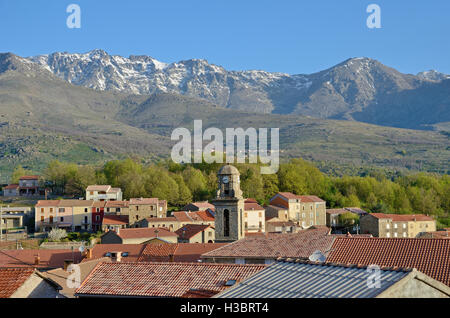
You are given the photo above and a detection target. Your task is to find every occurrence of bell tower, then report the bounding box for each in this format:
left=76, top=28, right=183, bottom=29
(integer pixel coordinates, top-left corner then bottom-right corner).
left=212, top=165, right=245, bottom=243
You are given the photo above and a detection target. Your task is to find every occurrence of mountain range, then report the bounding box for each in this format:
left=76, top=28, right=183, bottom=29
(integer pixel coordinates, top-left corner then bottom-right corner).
left=0, top=51, right=448, bottom=181
left=26, top=49, right=450, bottom=130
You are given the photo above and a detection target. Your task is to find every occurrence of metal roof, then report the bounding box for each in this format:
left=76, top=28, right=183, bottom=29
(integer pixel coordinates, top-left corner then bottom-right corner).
left=215, top=260, right=411, bottom=298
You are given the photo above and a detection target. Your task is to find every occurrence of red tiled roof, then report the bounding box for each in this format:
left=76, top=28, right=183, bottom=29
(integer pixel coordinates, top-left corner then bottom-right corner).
left=35, top=200, right=60, bottom=207
left=195, top=210, right=215, bottom=222
left=118, top=227, right=178, bottom=239
left=172, top=211, right=195, bottom=222
left=326, top=208, right=348, bottom=215
left=369, top=213, right=434, bottom=222
left=105, top=201, right=129, bottom=208
left=86, top=185, right=111, bottom=192
left=244, top=199, right=264, bottom=211
left=190, top=201, right=215, bottom=209
left=0, top=249, right=83, bottom=269
left=146, top=217, right=177, bottom=223
left=19, top=175, right=39, bottom=180
left=102, top=215, right=129, bottom=225
left=58, top=200, right=94, bottom=207
left=75, top=262, right=266, bottom=297
left=3, top=184, right=19, bottom=190
left=202, top=227, right=335, bottom=259
left=82, top=244, right=145, bottom=263
left=276, top=192, right=325, bottom=202
left=129, top=198, right=159, bottom=205
left=0, top=267, right=35, bottom=298
left=176, top=224, right=211, bottom=240
left=326, top=237, right=450, bottom=286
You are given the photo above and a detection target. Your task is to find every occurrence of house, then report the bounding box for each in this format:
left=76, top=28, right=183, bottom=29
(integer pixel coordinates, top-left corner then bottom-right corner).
left=101, top=215, right=129, bottom=232
left=326, top=237, right=450, bottom=286
left=127, top=198, right=167, bottom=226
left=360, top=213, right=436, bottom=238
left=104, top=200, right=129, bottom=214
left=74, top=262, right=266, bottom=298
left=0, top=267, right=62, bottom=298
left=201, top=226, right=335, bottom=264
left=81, top=244, right=146, bottom=263
left=2, top=184, right=19, bottom=197
left=269, top=192, right=326, bottom=228
left=0, top=249, right=83, bottom=270
left=18, top=176, right=43, bottom=197
left=137, top=243, right=228, bottom=262
left=141, top=210, right=215, bottom=232
left=42, top=257, right=111, bottom=298
left=182, top=201, right=215, bottom=213
left=418, top=228, right=450, bottom=239
left=35, top=200, right=94, bottom=232
left=215, top=259, right=450, bottom=298
left=175, top=224, right=215, bottom=243
left=85, top=185, right=122, bottom=201
left=264, top=205, right=289, bottom=221
left=265, top=219, right=298, bottom=234
left=326, top=207, right=366, bottom=232
left=243, top=199, right=265, bottom=233
left=100, top=227, right=178, bottom=244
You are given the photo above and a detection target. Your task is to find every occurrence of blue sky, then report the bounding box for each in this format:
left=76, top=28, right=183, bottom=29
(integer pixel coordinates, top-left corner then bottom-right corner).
left=0, top=0, right=449, bottom=75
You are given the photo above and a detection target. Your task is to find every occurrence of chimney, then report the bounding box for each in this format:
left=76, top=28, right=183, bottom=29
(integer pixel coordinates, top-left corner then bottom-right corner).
left=86, top=248, right=93, bottom=259
left=34, top=254, right=40, bottom=265
left=169, top=254, right=174, bottom=262
left=64, top=259, right=74, bottom=271
left=116, top=252, right=122, bottom=262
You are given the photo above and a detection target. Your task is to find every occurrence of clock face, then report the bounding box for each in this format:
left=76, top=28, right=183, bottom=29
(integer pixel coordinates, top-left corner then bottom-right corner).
left=222, top=176, right=229, bottom=184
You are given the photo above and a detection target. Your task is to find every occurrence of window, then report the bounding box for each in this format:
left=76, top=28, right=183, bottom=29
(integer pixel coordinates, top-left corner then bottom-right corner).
left=41, top=216, right=44, bottom=222
left=258, top=212, right=262, bottom=218
left=60, top=217, right=64, bottom=222
left=50, top=208, right=53, bottom=213
left=159, top=207, right=162, bottom=211
left=403, top=232, right=407, bottom=237
left=386, top=232, right=390, bottom=237
left=90, top=191, right=94, bottom=195
left=49, top=216, right=53, bottom=224
left=244, top=212, right=248, bottom=218
left=302, top=213, right=305, bottom=218
left=84, top=208, right=88, bottom=213
left=310, top=220, right=313, bottom=225
left=394, top=232, right=398, bottom=237
left=107, top=208, right=110, bottom=212
left=84, top=216, right=88, bottom=223
left=224, top=209, right=230, bottom=237
left=245, top=222, right=248, bottom=229
left=41, top=208, right=44, bottom=213
left=59, top=208, right=65, bottom=213
left=310, top=206, right=313, bottom=210
left=96, top=215, right=100, bottom=221
left=208, top=231, right=212, bottom=237
left=117, top=208, right=121, bottom=212
left=403, top=224, right=406, bottom=229
left=136, top=215, right=139, bottom=220
left=394, top=224, right=397, bottom=229
left=386, top=224, right=390, bottom=229
left=136, top=206, right=139, bottom=211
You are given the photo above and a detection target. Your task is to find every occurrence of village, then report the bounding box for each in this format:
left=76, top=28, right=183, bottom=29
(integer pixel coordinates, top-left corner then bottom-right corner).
left=0, top=164, right=448, bottom=298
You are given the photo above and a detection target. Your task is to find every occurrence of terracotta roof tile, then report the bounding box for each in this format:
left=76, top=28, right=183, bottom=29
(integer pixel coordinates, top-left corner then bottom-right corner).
left=326, top=237, right=450, bottom=286
left=0, top=249, right=83, bottom=269
left=82, top=244, right=145, bottom=263
left=129, top=198, right=159, bottom=205
left=369, top=213, right=434, bottom=222
left=117, top=227, right=178, bottom=239
left=202, top=227, right=335, bottom=259
left=19, top=175, right=39, bottom=180
left=86, top=185, right=111, bottom=192
left=0, top=267, right=35, bottom=298
left=176, top=224, right=212, bottom=240
left=102, top=215, right=129, bottom=225
left=75, top=262, right=266, bottom=297
left=3, top=184, right=19, bottom=190
left=35, top=200, right=60, bottom=207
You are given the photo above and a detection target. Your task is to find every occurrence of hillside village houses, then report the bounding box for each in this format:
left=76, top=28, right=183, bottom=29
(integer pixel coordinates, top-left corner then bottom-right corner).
left=85, top=185, right=122, bottom=201
left=2, top=175, right=45, bottom=197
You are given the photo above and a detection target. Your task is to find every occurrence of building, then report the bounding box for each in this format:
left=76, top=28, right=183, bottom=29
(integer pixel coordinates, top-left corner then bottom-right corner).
left=0, top=249, right=83, bottom=270
left=141, top=210, right=215, bottom=232
left=265, top=219, right=298, bottom=233
left=243, top=199, right=265, bottom=233
left=175, top=224, right=215, bottom=243
left=360, top=213, right=436, bottom=238
left=326, top=207, right=367, bottom=233
left=2, top=184, right=19, bottom=197
left=212, top=165, right=245, bottom=243
left=101, top=215, right=129, bottom=232
left=0, top=268, right=62, bottom=298
left=82, top=244, right=146, bottom=263
left=182, top=201, right=215, bottom=213
left=74, top=262, right=266, bottom=298
left=201, top=226, right=335, bottom=264
left=326, top=237, right=450, bottom=286
left=85, top=185, right=122, bottom=201
left=264, top=205, right=289, bottom=221
left=269, top=192, right=326, bottom=228
left=127, top=198, right=167, bottom=227
left=18, top=176, right=44, bottom=197
left=418, top=228, right=450, bottom=239
left=100, top=227, right=178, bottom=244
left=215, top=259, right=450, bottom=298
left=137, top=243, right=228, bottom=262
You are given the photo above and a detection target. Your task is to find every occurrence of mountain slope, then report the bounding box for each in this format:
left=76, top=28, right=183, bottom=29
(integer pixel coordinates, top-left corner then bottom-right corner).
left=26, top=50, right=450, bottom=129
left=0, top=53, right=448, bottom=181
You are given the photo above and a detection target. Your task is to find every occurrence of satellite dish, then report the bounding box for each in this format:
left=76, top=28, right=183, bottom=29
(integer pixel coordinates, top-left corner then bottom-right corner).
left=308, top=250, right=326, bottom=263
left=79, top=246, right=85, bottom=253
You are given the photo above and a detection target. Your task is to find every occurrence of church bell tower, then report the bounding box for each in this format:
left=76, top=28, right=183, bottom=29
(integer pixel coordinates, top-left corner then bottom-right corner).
left=212, top=165, right=245, bottom=243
